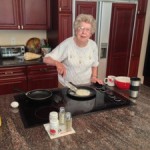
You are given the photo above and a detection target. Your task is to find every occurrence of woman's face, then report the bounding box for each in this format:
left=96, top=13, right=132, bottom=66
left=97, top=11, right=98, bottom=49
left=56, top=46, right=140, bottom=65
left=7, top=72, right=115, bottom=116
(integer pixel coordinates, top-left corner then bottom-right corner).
left=75, top=22, right=92, bottom=43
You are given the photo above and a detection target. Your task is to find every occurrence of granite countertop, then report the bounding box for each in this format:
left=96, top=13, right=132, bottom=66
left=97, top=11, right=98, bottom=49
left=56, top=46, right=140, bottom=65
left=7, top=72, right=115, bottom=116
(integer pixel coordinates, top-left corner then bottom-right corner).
left=0, top=85, right=150, bottom=150
left=0, top=57, right=43, bottom=67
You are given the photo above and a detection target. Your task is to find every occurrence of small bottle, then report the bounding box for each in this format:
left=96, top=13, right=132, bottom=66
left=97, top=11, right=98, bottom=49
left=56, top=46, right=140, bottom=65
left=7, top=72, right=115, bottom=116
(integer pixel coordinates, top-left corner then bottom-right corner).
left=59, top=107, right=65, bottom=125
left=49, top=111, right=59, bottom=135
left=65, top=112, right=72, bottom=132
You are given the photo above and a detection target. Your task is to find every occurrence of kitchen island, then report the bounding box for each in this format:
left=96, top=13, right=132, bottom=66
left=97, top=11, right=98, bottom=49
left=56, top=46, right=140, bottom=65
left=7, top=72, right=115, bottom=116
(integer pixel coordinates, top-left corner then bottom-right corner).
left=0, top=85, right=150, bottom=150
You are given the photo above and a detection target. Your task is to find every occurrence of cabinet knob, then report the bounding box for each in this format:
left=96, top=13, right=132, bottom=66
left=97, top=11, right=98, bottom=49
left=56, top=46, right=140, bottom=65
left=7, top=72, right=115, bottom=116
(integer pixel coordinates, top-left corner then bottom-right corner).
left=18, top=25, right=20, bottom=29
left=21, top=25, right=23, bottom=29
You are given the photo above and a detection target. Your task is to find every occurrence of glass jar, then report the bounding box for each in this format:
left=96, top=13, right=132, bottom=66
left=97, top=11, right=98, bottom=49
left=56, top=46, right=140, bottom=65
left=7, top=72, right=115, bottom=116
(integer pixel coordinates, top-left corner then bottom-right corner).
left=65, top=112, right=72, bottom=132
left=59, top=107, right=65, bottom=125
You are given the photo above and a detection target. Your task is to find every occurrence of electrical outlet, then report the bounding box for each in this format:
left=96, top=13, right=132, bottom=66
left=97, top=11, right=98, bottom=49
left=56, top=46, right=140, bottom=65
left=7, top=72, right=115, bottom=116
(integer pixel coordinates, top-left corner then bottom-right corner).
left=11, top=38, right=16, bottom=45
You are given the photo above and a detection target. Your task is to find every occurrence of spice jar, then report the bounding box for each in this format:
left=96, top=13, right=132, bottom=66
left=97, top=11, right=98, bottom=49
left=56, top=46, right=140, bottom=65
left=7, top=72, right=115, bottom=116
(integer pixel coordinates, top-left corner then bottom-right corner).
left=59, top=107, right=65, bottom=125
left=65, top=112, right=72, bottom=132
left=49, top=111, right=59, bottom=135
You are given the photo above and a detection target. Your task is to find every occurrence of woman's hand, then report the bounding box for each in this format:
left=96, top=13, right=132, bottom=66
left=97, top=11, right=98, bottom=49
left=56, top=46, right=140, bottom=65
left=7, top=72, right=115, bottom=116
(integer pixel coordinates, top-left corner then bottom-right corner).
left=91, top=76, right=103, bottom=84
left=55, top=61, right=66, bottom=77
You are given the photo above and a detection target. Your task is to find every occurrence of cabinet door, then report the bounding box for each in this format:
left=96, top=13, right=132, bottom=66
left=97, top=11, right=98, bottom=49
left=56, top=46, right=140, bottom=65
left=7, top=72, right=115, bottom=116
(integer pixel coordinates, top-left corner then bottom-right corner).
left=27, top=65, right=58, bottom=90
left=59, top=13, right=72, bottom=43
left=129, top=15, right=146, bottom=77
left=137, top=0, right=148, bottom=15
left=59, top=0, right=72, bottom=12
left=0, top=67, right=27, bottom=95
left=0, top=0, right=19, bottom=29
left=75, top=1, right=96, bottom=40
left=106, top=3, right=136, bottom=76
left=128, top=0, right=148, bottom=77
left=75, top=1, right=96, bottom=18
left=20, top=0, right=50, bottom=29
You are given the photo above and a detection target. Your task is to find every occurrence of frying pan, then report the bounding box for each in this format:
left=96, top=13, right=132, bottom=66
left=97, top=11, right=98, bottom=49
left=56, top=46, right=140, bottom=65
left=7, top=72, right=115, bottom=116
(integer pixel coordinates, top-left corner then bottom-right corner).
left=15, top=89, right=52, bottom=102
left=67, top=86, right=96, bottom=101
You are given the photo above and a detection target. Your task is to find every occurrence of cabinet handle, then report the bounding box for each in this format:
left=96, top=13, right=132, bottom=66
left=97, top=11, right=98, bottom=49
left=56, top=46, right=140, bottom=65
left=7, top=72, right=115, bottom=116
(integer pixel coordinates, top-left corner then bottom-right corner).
left=40, top=68, right=43, bottom=72
left=21, top=25, right=23, bottom=29
left=5, top=71, right=13, bottom=75
left=137, top=11, right=140, bottom=15
left=18, top=25, right=20, bottom=29
left=39, top=68, right=49, bottom=72
left=44, top=68, right=48, bottom=72
left=131, top=54, right=135, bottom=57
left=59, top=7, right=61, bottom=11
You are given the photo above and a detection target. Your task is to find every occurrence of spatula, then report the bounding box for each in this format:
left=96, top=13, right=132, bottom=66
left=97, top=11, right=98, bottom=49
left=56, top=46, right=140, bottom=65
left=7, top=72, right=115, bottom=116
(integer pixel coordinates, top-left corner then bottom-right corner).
left=64, top=81, right=78, bottom=93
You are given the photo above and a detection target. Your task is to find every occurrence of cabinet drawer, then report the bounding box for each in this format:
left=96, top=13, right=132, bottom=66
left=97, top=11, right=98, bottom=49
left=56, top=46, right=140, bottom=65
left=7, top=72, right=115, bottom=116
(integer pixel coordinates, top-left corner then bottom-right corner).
left=0, top=67, right=26, bottom=78
left=0, top=77, right=27, bottom=95
left=27, top=65, right=57, bottom=75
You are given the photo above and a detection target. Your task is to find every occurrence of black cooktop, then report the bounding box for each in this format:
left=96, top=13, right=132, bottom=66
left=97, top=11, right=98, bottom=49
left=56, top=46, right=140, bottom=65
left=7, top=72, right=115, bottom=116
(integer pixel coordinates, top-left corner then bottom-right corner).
left=14, top=84, right=132, bottom=128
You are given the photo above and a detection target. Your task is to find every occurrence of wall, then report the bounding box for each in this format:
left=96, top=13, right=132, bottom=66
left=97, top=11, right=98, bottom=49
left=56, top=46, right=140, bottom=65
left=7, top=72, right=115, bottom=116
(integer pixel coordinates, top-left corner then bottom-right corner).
left=0, top=30, right=46, bottom=45
left=138, top=0, right=150, bottom=83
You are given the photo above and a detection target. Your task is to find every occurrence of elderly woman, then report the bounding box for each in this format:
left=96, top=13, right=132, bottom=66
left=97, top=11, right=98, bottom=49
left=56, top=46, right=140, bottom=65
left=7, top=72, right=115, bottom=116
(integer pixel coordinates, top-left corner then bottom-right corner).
left=43, top=14, right=103, bottom=87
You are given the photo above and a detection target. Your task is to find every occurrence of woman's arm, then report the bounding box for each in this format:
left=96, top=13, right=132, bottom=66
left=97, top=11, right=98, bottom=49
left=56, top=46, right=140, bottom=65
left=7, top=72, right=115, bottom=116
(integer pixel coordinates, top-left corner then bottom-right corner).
left=91, top=66, right=103, bottom=84
left=43, top=57, right=66, bottom=77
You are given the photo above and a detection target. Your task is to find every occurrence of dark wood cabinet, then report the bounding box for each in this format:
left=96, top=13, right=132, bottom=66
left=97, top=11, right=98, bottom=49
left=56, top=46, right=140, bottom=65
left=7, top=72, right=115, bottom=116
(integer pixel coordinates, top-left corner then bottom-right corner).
left=0, top=64, right=58, bottom=95
left=75, top=1, right=96, bottom=40
left=0, top=0, right=18, bottom=29
left=106, top=3, right=136, bottom=76
left=0, top=0, right=50, bottom=30
left=137, top=0, right=148, bottom=14
left=47, top=0, right=72, bottom=48
left=0, top=66, right=27, bottom=95
left=75, top=1, right=96, bottom=18
left=59, top=0, right=72, bottom=12
left=58, top=0, right=72, bottom=43
left=128, top=0, right=148, bottom=77
left=27, top=65, right=58, bottom=91
left=58, top=13, right=72, bottom=43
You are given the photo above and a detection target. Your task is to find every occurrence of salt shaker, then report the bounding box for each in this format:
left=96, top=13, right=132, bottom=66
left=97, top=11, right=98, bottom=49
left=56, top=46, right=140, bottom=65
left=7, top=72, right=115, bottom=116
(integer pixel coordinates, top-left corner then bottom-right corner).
left=65, top=112, right=72, bottom=131
left=49, top=111, right=59, bottom=135
left=59, top=107, right=65, bottom=125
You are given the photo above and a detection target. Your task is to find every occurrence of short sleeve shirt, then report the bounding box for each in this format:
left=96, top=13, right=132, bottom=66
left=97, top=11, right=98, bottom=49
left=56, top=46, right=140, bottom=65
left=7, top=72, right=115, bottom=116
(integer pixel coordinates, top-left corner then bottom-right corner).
left=45, top=37, right=99, bottom=85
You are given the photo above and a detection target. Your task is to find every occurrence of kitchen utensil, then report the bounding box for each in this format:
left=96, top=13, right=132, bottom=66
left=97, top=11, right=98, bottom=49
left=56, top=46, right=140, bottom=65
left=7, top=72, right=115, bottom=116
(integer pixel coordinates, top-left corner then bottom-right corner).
left=115, top=76, right=130, bottom=90
left=14, top=89, right=52, bottom=102
left=67, top=86, right=96, bottom=100
left=64, top=81, right=78, bottom=93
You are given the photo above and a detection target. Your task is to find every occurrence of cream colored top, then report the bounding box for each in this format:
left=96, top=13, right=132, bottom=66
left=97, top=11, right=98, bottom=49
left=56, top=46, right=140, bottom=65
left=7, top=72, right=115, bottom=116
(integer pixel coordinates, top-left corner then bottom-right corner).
left=45, top=37, right=99, bottom=85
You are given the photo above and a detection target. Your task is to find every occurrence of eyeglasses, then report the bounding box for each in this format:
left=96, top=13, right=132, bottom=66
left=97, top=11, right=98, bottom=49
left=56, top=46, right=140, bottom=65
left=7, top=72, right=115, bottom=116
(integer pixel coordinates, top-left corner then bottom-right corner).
left=78, top=26, right=91, bottom=33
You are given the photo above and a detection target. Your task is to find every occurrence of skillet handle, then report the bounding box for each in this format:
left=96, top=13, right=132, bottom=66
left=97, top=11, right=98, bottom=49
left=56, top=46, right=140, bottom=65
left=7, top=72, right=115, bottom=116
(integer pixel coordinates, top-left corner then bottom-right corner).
left=13, top=88, right=25, bottom=94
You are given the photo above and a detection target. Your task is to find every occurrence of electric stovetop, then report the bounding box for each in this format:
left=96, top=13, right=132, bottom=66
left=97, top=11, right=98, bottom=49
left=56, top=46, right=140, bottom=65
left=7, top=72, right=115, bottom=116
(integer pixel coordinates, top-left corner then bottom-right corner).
left=14, top=84, right=132, bottom=128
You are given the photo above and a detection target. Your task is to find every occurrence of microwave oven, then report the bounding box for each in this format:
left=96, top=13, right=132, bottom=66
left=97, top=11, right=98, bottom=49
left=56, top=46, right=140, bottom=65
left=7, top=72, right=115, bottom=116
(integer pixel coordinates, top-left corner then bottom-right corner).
left=0, top=45, right=25, bottom=58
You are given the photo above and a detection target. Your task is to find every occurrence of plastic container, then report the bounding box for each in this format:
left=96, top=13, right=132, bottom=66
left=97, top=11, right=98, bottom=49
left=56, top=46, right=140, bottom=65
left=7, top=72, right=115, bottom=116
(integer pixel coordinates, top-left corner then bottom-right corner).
left=49, top=111, right=59, bottom=135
